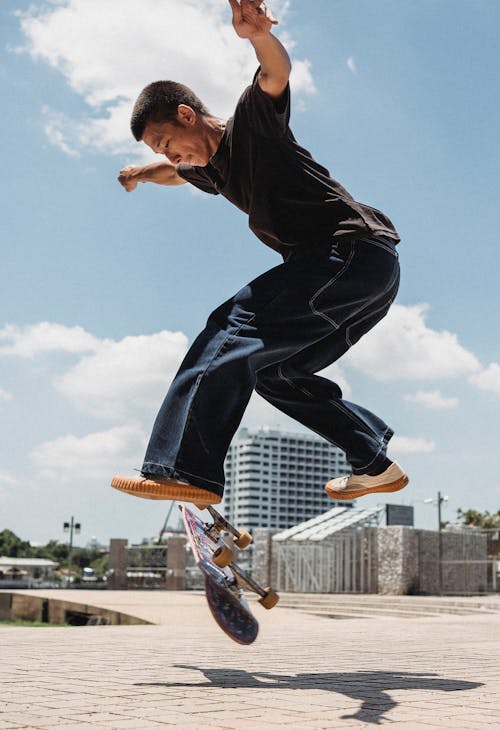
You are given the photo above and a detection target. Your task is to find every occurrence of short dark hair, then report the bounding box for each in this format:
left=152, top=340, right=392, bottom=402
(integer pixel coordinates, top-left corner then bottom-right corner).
left=130, top=81, right=210, bottom=141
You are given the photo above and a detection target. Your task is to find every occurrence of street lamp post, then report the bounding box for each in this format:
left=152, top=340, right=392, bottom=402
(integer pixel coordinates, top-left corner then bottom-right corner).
left=424, top=492, right=448, bottom=596
left=63, top=517, right=81, bottom=588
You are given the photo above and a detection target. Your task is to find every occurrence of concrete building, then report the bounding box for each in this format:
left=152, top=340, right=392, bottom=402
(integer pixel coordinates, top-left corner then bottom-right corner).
left=0, top=557, right=58, bottom=588
left=223, top=427, right=353, bottom=530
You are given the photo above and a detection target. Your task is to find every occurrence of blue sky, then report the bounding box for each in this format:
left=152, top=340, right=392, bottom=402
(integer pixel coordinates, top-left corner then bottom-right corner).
left=1, top=0, right=499, bottom=545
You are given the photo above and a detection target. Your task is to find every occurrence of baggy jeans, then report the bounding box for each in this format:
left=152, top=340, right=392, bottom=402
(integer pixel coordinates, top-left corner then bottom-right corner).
left=142, top=235, right=400, bottom=497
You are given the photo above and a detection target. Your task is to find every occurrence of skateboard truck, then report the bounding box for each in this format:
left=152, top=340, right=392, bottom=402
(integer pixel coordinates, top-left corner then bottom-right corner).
left=211, top=543, right=279, bottom=609
left=199, top=506, right=279, bottom=610
left=201, top=505, right=253, bottom=550
left=227, top=560, right=280, bottom=610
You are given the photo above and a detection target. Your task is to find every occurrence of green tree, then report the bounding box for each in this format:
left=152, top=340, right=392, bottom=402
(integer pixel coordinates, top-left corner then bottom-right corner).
left=1, top=530, right=109, bottom=577
left=0, top=529, right=32, bottom=557
left=31, top=540, right=69, bottom=562
left=90, top=554, right=109, bottom=578
left=457, top=509, right=500, bottom=529
left=71, top=547, right=103, bottom=570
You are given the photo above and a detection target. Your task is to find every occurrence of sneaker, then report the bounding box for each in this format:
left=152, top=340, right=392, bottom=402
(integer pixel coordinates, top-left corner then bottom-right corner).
left=111, top=474, right=222, bottom=506
left=325, top=461, right=409, bottom=501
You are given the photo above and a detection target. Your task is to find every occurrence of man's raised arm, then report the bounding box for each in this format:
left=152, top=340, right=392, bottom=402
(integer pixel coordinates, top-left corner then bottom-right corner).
left=118, top=162, right=186, bottom=192
left=228, top=0, right=291, bottom=98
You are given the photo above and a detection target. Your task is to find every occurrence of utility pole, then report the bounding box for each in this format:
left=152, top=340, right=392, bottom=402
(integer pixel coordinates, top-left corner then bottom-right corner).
left=63, top=517, right=81, bottom=588
left=424, top=492, right=448, bottom=596
left=437, top=491, right=444, bottom=596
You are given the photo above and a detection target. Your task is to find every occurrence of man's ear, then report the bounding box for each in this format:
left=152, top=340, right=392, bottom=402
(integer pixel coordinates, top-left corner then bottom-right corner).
left=176, top=104, right=196, bottom=126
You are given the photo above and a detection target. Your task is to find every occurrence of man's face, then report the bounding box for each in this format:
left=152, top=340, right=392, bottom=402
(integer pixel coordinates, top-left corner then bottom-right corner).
left=142, top=105, right=210, bottom=166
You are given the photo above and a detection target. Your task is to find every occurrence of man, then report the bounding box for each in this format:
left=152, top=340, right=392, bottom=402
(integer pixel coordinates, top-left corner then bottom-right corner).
left=112, top=0, right=409, bottom=507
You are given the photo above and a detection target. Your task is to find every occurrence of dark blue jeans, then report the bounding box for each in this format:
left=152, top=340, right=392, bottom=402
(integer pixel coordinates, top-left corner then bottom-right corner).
left=142, top=235, right=400, bottom=497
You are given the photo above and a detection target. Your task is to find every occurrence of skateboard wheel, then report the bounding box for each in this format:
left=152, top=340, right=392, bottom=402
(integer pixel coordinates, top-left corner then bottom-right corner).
left=234, top=530, right=252, bottom=549
left=213, top=544, right=235, bottom=568
left=258, top=588, right=279, bottom=610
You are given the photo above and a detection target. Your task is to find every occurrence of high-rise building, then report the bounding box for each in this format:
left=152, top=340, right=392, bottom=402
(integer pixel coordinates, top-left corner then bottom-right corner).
left=223, top=427, right=353, bottom=530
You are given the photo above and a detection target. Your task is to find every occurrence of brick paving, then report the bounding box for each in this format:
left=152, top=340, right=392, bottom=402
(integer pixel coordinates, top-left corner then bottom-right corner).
left=1, top=592, right=499, bottom=728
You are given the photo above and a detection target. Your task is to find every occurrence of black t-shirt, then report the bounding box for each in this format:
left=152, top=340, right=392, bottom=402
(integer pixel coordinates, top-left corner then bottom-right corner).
left=178, top=69, right=400, bottom=258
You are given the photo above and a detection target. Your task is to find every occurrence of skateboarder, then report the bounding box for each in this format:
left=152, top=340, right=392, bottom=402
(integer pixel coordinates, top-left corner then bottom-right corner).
left=113, top=0, right=409, bottom=506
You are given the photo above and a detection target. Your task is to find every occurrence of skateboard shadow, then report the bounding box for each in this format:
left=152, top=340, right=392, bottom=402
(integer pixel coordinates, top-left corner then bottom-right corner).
left=136, top=665, right=482, bottom=725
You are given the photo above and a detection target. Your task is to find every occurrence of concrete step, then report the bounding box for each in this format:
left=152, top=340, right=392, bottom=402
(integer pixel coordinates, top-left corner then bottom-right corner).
left=274, top=593, right=500, bottom=607
left=255, top=593, right=500, bottom=619
left=276, top=600, right=499, bottom=616
left=279, top=604, right=490, bottom=619
left=276, top=591, right=500, bottom=608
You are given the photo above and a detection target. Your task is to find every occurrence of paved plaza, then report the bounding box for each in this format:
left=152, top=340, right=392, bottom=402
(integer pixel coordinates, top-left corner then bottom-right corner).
left=1, top=591, right=499, bottom=729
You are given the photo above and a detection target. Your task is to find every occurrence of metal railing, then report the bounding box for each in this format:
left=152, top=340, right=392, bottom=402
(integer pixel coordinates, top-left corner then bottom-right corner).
left=274, top=529, right=376, bottom=593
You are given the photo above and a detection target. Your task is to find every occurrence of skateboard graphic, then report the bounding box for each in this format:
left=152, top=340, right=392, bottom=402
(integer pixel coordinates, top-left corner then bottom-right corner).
left=180, top=504, right=279, bottom=645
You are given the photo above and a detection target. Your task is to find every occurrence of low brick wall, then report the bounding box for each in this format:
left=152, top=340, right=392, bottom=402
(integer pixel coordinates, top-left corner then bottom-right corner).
left=0, top=592, right=151, bottom=625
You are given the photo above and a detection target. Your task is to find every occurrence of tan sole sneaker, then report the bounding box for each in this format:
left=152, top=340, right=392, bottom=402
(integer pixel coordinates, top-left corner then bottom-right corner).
left=325, top=462, right=409, bottom=501
left=111, top=475, right=222, bottom=506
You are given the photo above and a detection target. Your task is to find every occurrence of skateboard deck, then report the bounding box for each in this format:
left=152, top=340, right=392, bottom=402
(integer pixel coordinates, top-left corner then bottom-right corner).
left=180, top=505, right=259, bottom=645
left=110, top=476, right=279, bottom=642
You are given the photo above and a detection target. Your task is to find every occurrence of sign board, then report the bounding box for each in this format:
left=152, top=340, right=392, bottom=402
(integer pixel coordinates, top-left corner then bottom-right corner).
left=386, top=504, right=414, bottom=526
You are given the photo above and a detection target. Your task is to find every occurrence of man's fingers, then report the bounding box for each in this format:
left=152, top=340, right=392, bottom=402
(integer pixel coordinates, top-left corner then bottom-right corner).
left=227, top=0, right=240, bottom=17
left=240, top=0, right=264, bottom=12
left=229, top=0, right=278, bottom=32
left=117, top=168, right=138, bottom=191
left=242, top=0, right=278, bottom=24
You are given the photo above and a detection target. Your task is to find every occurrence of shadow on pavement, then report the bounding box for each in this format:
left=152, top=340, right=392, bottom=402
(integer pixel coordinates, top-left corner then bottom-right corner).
left=136, top=665, right=483, bottom=725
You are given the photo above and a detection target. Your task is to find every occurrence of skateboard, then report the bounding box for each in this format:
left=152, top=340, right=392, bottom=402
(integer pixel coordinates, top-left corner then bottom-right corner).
left=180, top=504, right=279, bottom=645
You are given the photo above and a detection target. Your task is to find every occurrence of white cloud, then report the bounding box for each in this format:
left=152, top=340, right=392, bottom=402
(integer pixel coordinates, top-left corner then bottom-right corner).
left=30, top=424, right=147, bottom=481
left=290, top=59, right=316, bottom=94
left=388, top=436, right=436, bottom=456
left=346, top=56, right=357, bottom=74
left=17, top=0, right=315, bottom=157
left=0, top=470, right=22, bottom=486
left=470, top=363, right=500, bottom=396
left=0, top=388, right=13, bottom=401
left=0, top=322, right=100, bottom=358
left=42, top=107, right=80, bottom=158
left=55, top=330, right=188, bottom=419
left=405, top=389, right=459, bottom=410
left=0, top=321, right=188, bottom=421
left=346, top=304, right=481, bottom=381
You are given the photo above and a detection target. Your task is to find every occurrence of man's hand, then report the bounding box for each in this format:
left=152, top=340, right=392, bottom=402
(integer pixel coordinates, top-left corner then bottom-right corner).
left=118, top=165, right=142, bottom=192
left=229, top=0, right=290, bottom=99
left=228, top=0, right=278, bottom=40
left=118, top=162, right=186, bottom=189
